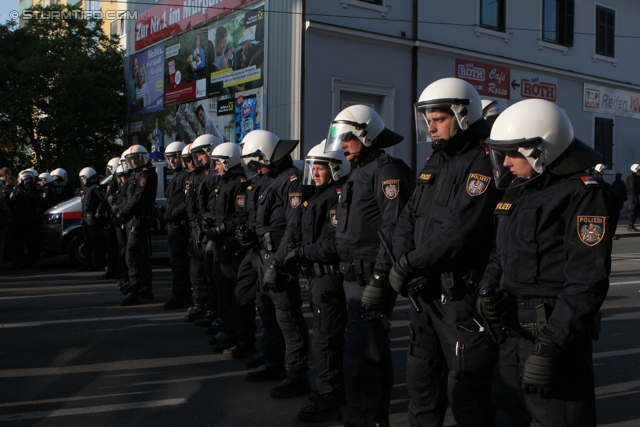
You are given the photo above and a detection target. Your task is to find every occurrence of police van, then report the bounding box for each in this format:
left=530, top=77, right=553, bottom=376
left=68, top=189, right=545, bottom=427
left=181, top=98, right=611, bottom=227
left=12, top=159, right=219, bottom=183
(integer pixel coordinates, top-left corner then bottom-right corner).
left=40, top=158, right=171, bottom=266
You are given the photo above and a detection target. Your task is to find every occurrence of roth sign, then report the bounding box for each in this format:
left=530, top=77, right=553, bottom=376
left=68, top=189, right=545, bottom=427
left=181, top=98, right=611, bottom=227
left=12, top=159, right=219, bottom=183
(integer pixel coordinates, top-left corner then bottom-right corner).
left=510, top=70, right=558, bottom=102
left=455, top=59, right=510, bottom=99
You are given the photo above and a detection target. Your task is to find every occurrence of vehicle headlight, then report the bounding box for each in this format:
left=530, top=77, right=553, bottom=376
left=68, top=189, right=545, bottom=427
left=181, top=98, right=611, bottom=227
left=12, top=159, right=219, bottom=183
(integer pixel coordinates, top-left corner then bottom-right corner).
left=48, top=213, right=62, bottom=224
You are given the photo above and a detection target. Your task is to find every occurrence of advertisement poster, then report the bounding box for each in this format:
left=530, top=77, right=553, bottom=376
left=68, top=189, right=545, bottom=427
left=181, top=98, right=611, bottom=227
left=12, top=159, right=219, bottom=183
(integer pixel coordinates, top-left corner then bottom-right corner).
left=174, top=98, right=235, bottom=143
left=234, top=87, right=263, bottom=143
left=455, top=59, right=510, bottom=99
left=127, top=42, right=165, bottom=116
left=128, top=110, right=173, bottom=152
left=510, top=70, right=558, bottom=103
left=207, top=4, right=264, bottom=97
left=583, top=83, right=640, bottom=120
left=164, top=28, right=209, bottom=106
left=134, top=0, right=250, bottom=51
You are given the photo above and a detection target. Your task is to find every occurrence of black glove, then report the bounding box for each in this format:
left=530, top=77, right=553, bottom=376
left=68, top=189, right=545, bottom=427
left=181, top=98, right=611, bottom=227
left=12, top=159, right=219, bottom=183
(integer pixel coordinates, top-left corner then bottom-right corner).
left=476, top=287, right=508, bottom=324
left=389, top=254, right=414, bottom=296
left=263, top=264, right=281, bottom=292
left=235, top=225, right=258, bottom=247
left=94, top=211, right=101, bottom=222
left=284, top=245, right=305, bottom=269
left=111, top=204, right=119, bottom=215
left=521, top=329, right=561, bottom=397
left=362, top=270, right=388, bottom=311
left=107, top=195, right=114, bottom=205
left=205, top=223, right=227, bottom=241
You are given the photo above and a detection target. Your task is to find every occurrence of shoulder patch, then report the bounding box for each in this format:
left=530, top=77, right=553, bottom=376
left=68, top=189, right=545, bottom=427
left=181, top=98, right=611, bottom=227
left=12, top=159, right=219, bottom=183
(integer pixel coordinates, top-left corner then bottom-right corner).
left=289, top=174, right=299, bottom=182
left=578, top=216, right=606, bottom=246
left=289, top=192, right=302, bottom=208
left=239, top=177, right=246, bottom=182
left=466, top=173, right=491, bottom=196
left=382, top=179, right=400, bottom=200
left=580, top=176, right=599, bottom=186
left=495, top=202, right=513, bottom=211
left=236, top=194, right=246, bottom=208
left=139, top=177, right=147, bottom=187
left=330, top=209, right=338, bottom=226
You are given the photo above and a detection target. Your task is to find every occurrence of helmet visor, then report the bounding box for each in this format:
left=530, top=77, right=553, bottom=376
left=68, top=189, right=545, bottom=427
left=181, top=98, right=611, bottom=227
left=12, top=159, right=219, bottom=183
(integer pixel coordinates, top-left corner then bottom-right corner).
left=485, top=138, right=545, bottom=189
left=325, top=121, right=366, bottom=153
left=164, top=153, right=181, bottom=170
left=414, top=101, right=462, bottom=144
left=125, top=153, right=144, bottom=170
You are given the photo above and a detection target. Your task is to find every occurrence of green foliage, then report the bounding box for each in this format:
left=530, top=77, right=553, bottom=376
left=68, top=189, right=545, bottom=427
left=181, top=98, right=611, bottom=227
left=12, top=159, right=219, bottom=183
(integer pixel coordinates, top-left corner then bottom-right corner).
left=0, top=4, right=125, bottom=184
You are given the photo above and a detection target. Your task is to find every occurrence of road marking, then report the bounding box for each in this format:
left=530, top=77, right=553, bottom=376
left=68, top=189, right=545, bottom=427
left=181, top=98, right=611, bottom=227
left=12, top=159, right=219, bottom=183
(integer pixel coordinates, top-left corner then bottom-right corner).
left=609, top=280, right=640, bottom=286
left=0, top=313, right=182, bottom=329
left=593, top=348, right=640, bottom=359
left=0, top=292, right=103, bottom=301
left=0, top=391, right=153, bottom=408
left=0, top=399, right=186, bottom=422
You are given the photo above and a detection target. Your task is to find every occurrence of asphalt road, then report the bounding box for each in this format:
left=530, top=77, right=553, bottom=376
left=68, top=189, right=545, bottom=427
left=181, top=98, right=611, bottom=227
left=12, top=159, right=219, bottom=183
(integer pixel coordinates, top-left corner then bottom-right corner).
left=0, top=234, right=640, bottom=427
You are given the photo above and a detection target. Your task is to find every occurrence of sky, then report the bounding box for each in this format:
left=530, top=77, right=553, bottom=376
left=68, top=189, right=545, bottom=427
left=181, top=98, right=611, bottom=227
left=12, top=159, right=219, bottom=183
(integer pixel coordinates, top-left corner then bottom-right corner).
left=0, top=1, right=19, bottom=26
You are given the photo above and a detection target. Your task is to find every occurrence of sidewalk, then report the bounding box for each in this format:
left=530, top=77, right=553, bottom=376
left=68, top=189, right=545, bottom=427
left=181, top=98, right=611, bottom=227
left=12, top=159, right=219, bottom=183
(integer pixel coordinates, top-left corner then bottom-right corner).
left=613, top=209, right=640, bottom=238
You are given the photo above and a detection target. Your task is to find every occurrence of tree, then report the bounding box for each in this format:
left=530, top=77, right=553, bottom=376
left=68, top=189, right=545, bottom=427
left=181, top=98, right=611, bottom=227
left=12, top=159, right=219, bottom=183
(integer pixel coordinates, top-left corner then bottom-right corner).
left=0, top=4, right=125, bottom=183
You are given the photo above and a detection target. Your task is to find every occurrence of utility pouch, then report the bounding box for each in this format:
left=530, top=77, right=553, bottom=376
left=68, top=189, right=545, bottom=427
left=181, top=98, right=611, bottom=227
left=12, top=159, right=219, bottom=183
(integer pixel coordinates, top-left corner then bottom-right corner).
left=339, top=262, right=356, bottom=282
left=441, top=272, right=457, bottom=299
left=263, top=232, right=274, bottom=252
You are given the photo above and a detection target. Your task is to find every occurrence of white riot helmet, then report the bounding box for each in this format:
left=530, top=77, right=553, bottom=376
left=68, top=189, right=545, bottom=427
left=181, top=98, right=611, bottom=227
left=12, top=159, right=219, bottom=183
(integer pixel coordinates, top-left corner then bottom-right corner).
left=18, top=170, right=34, bottom=184
left=123, top=145, right=149, bottom=170
left=304, top=141, right=349, bottom=186
left=79, top=167, right=99, bottom=185
left=481, top=99, right=507, bottom=126
left=106, top=157, right=120, bottom=176
left=164, top=141, right=186, bottom=170
left=39, top=172, right=54, bottom=185
left=415, top=78, right=488, bottom=149
left=181, top=143, right=195, bottom=170
left=191, top=134, right=221, bottom=169
left=631, top=163, right=640, bottom=173
left=50, top=168, right=67, bottom=182
left=594, top=164, right=607, bottom=174
left=325, top=104, right=403, bottom=153
left=241, top=130, right=299, bottom=172
left=26, top=168, right=38, bottom=178
left=210, top=142, right=242, bottom=172
left=115, top=165, right=129, bottom=177
left=485, top=99, right=601, bottom=189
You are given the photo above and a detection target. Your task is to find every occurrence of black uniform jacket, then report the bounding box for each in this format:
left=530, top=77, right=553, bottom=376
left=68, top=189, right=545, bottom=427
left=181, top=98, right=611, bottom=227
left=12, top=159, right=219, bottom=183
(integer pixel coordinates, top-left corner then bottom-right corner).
left=479, top=173, right=616, bottom=347
left=120, top=164, right=158, bottom=218
left=299, top=180, right=342, bottom=264
left=81, top=183, right=103, bottom=215
left=335, top=150, right=412, bottom=273
left=393, top=140, right=500, bottom=277
left=255, top=160, right=303, bottom=265
left=165, top=169, right=189, bottom=223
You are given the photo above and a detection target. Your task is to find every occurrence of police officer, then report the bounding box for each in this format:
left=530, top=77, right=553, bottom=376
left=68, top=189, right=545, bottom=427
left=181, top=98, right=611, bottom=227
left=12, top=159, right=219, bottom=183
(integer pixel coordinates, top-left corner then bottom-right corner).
left=227, top=146, right=273, bottom=363
left=97, top=158, right=122, bottom=280
left=110, top=161, right=131, bottom=291
left=626, top=163, right=640, bottom=231
left=118, top=145, right=158, bottom=306
left=183, top=135, right=220, bottom=322
left=78, top=167, right=105, bottom=272
left=478, top=99, right=617, bottom=427
left=204, top=142, right=248, bottom=352
left=284, top=142, right=349, bottom=422
left=325, top=105, right=412, bottom=427
left=241, top=130, right=309, bottom=399
left=481, top=99, right=507, bottom=127
left=390, top=78, right=499, bottom=427
left=50, top=168, right=76, bottom=205
left=163, top=141, right=192, bottom=310
left=9, top=171, right=43, bottom=268
left=38, top=172, right=58, bottom=211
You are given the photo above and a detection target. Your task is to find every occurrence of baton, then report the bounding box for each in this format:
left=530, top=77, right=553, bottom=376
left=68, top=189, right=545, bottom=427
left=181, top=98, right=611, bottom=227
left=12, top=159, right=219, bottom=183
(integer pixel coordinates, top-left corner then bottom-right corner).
left=377, top=231, right=423, bottom=313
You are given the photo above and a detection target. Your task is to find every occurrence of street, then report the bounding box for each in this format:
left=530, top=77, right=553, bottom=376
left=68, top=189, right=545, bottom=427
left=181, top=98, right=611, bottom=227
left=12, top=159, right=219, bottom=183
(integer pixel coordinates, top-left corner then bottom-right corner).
left=1, top=233, right=640, bottom=426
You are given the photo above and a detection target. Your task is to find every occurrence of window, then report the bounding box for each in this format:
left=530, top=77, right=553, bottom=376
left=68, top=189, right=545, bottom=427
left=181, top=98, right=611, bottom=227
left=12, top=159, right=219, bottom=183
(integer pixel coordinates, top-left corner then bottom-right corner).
left=110, top=19, right=118, bottom=37
left=480, top=0, right=506, bottom=32
left=359, top=0, right=382, bottom=4
left=594, top=117, right=614, bottom=168
left=542, top=0, right=574, bottom=46
left=596, top=6, right=615, bottom=57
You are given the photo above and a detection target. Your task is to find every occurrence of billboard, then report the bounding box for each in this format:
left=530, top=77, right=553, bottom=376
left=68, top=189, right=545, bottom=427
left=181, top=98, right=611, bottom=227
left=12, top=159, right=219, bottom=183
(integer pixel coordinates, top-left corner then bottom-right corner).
left=164, top=29, right=209, bottom=106
left=127, top=43, right=165, bottom=116
left=583, top=83, right=640, bottom=120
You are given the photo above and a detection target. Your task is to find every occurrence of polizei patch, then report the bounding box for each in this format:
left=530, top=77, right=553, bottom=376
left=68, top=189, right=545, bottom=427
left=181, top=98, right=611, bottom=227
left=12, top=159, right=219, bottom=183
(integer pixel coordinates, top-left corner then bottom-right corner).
left=382, top=180, right=400, bottom=200
left=289, top=193, right=302, bottom=208
left=577, top=216, right=606, bottom=246
left=330, top=209, right=337, bottom=226
left=236, top=194, right=246, bottom=208
left=466, top=173, right=491, bottom=196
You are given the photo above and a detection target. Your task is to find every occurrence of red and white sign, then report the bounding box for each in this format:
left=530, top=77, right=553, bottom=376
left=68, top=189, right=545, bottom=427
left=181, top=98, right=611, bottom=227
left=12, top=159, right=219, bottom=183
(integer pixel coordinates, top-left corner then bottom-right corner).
left=510, top=70, right=558, bottom=102
left=455, top=59, right=510, bottom=99
left=134, top=0, right=249, bottom=52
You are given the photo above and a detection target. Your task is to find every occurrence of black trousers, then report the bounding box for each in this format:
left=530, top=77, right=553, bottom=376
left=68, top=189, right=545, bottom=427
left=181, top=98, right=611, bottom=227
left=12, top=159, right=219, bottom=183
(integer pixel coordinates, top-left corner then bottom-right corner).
left=189, top=226, right=209, bottom=307
left=342, top=280, right=396, bottom=426
left=493, top=306, right=596, bottom=427
left=213, top=245, right=241, bottom=337
left=115, top=225, right=129, bottom=282
left=258, top=249, right=309, bottom=373
left=104, top=221, right=119, bottom=274
left=81, top=218, right=105, bottom=268
left=167, top=224, right=190, bottom=300
left=235, top=249, right=259, bottom=344
left=628, top=195, right=639, bottom=226
left=309, top=273, right=346, bottom=399
left=125, top=218, right=152, bottom=292
left=406, top=293, right=495, bottom=427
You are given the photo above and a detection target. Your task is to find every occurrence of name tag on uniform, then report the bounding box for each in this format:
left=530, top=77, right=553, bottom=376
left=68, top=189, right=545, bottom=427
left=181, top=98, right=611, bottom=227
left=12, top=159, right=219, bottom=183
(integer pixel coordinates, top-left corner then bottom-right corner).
left=495, top=202, right=513, bottom=212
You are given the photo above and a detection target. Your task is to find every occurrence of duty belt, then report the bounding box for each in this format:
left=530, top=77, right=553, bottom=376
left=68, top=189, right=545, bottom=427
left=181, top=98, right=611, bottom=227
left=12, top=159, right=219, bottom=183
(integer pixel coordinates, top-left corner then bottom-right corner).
left=339, top=260, right=375, bottom=284
left=189, top=221, right=200, bottom=228
left=303, top=263, right=339, bottom=279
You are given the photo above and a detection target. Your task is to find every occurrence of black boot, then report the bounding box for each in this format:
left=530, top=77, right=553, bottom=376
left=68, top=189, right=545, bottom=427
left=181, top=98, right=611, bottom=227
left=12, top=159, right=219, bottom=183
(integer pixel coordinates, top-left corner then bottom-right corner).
left=164, top=296, right=189, bottom=310
left=184, top=305, right=204, bottom=322
left=298, top=400, right=342, bottom=423
left=270, top=372, right=310, bottom=399
left=245, top=364, right=286, bottom=383
left=223, top=341, right=255, bottom=359
left=195, top=310, right=217, bottom=327
left=205, top=318, right=225, bottom=335
left=120, top=291, right=141, bottom=306
left=246, top=349, right=265, bottom=368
